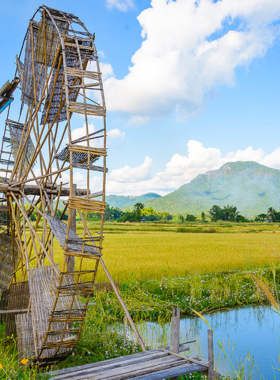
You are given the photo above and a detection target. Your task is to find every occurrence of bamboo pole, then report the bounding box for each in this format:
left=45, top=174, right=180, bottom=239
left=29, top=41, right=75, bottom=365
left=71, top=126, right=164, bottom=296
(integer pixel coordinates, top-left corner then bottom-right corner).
left=100, top=259, right=146, bottom=352
left=11, top=193, right=59, bottom=276
left=67, top=184, right=76, bottom=274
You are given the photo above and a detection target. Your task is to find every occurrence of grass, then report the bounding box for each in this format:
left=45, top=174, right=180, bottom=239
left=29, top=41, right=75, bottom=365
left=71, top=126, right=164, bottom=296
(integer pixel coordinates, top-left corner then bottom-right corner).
left=0, top=288, right=235, bottom=379
left=0, top=325, right=50, bottom=379
left=135, top=267, right=279, bottom=315
left=4, top=221, right=280, bottom=378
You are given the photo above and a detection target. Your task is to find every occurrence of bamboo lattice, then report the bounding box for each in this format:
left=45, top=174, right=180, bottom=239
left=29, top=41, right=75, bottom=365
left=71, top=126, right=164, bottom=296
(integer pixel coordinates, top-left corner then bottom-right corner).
left=0, top=4, right=107, bottom=364
left=0, top=4, right=146, bottom=366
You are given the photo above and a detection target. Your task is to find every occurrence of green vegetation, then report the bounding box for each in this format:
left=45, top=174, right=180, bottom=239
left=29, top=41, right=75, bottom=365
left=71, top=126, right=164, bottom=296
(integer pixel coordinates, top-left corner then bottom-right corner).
left=0, top=329, right=50, bottom=379
left=3, top=220, right=280, bottom=378
left=0, top=263, right=276, bottom=378
left=209, top=205, right=248, bottom=222
left=254, top=207, right=280, bottom=223
left=76, top=203, right=173, bottom=223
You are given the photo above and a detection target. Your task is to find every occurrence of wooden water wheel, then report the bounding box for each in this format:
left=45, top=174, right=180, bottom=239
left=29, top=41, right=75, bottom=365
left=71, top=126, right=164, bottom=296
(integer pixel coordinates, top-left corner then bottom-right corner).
left=0, top=5, right=111, bottom=365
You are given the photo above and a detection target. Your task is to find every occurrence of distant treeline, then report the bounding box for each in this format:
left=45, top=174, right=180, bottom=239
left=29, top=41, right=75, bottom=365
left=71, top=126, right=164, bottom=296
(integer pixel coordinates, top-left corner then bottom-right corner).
left=176, top=205, right=249, bottom=223
left=254, top=207, right=280, bottom=222
left=177, top=205, right=278, bottom=223
left=208, top=205, right=248, bottom=222
left=29, top=202, right=279, bottom=224
left=78, top=203, right=172, bottom=223
left=206, top=205, right=278, bottom=222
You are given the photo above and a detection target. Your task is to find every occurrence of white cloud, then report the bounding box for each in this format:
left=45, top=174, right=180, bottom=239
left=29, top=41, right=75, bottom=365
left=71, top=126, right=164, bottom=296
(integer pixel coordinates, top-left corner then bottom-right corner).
left=70, top=124, right=125, bottom=152
left=128, top=116, right=150, bottom=126
left=100, top=62, right=115, bottom=81
left=107, top=128, right=125, bottom=148
left=104, top=0, right=280, bottom=118
left=107, top=128, right=125, bottom=140
left=98, top=50, right=105, bottom=59
left=70, top=123, right=105, bottom=148
left=93, top=140, right=280, bottom=196
left=109, top=156, right=153, bottom=183
left=30, top=140, right=280, bottom=197
left=106, top=0, right=135, bottom=12
left=71, top=123, right=95, bottom=143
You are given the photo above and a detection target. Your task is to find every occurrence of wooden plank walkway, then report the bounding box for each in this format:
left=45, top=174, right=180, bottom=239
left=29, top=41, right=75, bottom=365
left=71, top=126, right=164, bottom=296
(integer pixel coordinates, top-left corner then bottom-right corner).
left=49, top=308, right=220, bottom=380
left=49, top=347, right=219, bottom=380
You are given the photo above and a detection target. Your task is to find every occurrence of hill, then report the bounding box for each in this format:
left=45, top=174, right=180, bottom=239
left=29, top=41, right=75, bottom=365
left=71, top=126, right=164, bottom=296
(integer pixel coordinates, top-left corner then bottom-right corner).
left=106, top=192, right=161, bottom=210
left=144, top=161, right=280, bottom=217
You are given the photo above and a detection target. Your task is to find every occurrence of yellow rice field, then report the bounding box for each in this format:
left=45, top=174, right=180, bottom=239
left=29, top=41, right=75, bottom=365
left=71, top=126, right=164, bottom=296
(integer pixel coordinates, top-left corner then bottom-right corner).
left=97, top=231, right=280, bottom=283
left=43, top=221, right=280, bottom=283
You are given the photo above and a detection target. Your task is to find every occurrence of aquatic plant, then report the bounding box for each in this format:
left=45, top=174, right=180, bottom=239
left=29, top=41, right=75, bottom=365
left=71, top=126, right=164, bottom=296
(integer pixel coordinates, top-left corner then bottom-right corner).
left=249, top=244, right=280, bottom=378
left=191, top=309, right=260, bottom=380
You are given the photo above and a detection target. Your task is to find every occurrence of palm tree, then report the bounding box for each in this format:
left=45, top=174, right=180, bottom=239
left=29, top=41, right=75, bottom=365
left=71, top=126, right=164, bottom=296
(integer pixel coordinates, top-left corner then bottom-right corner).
left=267, top=207, right=276, bottom=223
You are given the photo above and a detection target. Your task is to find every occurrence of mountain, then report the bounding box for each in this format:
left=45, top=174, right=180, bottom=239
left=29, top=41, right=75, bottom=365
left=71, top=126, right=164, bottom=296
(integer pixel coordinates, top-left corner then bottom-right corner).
left=106, top=192, right=161, bottom=210
left=144, top=161, right=280, bottom=217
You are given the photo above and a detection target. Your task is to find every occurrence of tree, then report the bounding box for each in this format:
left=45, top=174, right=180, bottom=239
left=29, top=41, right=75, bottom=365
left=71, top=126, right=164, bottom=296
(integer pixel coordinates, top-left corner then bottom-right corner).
left=209, top=204, right=241, bottom=222
left=118, top=211, right=136, bottom=222
left=133, top=202, right=144, bottom=222
left=159, top=211, right=173, bottom=220
left=178, top=214, right=184, bottom=223
left=209, top=205, right=222, bottom=222
left=236, top=214, right=247, bottom=223
left=185, top=214, right=196, bottom=221
left=201, top=212, right=206, bottom=222
left=267, top=207, right=276, bottom=223
left=143, top=207, right=156, bottom=216
left=256, top=213, right=267, bottom=222
left=104, top=205, right=124, bottom=221
left=273, top=211, right=280, bottom=222
left=222, top=205, right=238, bottom=221
left=55, top=208, right=68, bottom=221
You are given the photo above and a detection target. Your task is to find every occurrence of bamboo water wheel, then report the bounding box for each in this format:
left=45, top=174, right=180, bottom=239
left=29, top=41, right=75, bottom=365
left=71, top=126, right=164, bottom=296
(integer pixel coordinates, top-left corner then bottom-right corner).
left=0, top=5, right=143, bottom=365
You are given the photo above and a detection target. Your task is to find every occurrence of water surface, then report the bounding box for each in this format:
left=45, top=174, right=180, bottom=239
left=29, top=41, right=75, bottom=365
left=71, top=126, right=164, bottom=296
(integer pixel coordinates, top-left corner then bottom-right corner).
left=135, top=305, right=280, bottom=379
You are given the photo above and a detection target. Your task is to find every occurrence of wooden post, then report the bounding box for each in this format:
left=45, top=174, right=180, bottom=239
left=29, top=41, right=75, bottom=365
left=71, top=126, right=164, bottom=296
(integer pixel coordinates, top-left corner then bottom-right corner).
left=170, top=307, right=180, bottom=380
left=67, top=183, right=76, bottom=274
left=208, top=329, right=214, bottom=380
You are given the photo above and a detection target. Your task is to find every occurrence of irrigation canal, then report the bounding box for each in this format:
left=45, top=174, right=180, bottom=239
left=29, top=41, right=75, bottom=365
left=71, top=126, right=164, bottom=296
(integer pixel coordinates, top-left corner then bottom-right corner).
left=133, top=305, right=279, bottom=379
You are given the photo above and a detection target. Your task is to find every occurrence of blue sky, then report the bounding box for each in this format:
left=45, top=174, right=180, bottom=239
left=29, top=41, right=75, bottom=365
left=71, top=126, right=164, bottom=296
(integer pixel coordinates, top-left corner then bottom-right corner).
left=1, top=0, right=280, bottom=195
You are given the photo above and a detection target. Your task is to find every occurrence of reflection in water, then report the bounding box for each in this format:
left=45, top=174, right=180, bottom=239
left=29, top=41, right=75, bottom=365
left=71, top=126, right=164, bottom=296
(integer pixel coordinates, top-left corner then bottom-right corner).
left=132, top=305, right=280, bottom=379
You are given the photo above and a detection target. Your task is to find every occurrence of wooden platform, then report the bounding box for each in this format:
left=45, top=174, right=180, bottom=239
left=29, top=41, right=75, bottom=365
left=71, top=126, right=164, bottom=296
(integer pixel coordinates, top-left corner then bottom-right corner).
left=48, top=309, right=220, bottom=379
left=49, top=347, right=219, bottom=380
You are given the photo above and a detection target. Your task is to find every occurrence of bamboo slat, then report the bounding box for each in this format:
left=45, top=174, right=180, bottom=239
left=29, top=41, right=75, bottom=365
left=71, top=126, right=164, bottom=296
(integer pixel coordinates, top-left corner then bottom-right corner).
left=16, top=313, right=35, bottom=360
left=67, top=102, right=105, bottom=116
left=0, top=234, right=17, bottom=291
left=0, top=289, right=9, bottom=323
left=64, top=67, right=101, bottom=81
left=44, top=214, right=100, bottom=256
left=68, top=196, right=106, bottom=213
left=5, top=281, right=29, bottom=337
left=28, top=265, right=81, bottom=360
left=68, top=144, right=106, bottom=156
